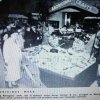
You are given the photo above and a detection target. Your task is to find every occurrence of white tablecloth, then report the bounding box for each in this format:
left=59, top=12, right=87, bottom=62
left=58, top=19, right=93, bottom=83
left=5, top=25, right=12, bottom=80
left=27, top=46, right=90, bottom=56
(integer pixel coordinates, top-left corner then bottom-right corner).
left=23, top=45, right=96, bottom=79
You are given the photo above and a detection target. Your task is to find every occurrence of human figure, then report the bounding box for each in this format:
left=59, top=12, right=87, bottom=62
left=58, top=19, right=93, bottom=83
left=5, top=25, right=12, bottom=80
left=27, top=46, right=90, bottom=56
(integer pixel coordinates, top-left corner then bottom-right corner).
left=3, top=32, right=22, bottom=88
left=36, top=23, right=43, bottom=43
left=59, top=25, right=67, bottom=35
left=48, top=23, right=54, bottom=35
left=24, top=25, right=31, bottom=48
left=75, top=23, right=82, bottom=38
left=17, top=28, right=25, bottom=50
left=42, top=23, right=54, bottom=45
left=49, top=33, right=60, bottom=49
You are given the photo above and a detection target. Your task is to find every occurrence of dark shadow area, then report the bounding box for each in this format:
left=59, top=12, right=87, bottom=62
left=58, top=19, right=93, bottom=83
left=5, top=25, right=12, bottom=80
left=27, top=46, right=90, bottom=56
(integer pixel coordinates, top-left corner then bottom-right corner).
left=40, top=62, right=98, bottom=87
left=40, top=68, right=72, bottom=87
left=74, top=63, right=98, bottom=87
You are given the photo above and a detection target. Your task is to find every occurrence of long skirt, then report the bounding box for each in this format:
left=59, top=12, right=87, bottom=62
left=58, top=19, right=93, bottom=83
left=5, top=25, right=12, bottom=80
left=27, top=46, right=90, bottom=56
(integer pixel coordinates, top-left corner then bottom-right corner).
left=5, top=62, right=21, bottom=82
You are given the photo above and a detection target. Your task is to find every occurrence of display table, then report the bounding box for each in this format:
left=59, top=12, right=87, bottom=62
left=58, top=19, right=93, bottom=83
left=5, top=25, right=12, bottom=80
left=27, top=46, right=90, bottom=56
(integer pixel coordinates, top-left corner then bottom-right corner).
left=23, top=45, right=96, bottom=79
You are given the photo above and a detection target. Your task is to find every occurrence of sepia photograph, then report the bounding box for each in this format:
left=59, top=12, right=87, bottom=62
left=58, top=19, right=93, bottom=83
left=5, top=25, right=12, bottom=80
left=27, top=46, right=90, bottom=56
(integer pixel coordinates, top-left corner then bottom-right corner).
left=0, top=0, right=100, bottom=89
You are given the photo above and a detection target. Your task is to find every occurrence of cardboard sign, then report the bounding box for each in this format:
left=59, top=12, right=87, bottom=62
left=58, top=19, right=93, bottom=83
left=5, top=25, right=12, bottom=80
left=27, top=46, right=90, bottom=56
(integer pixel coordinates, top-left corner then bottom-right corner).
left=74, top=0, right=99, bottom=14
left=50, top=0, right=99, bottom=14
left=50, top=0, right=72, bottom=12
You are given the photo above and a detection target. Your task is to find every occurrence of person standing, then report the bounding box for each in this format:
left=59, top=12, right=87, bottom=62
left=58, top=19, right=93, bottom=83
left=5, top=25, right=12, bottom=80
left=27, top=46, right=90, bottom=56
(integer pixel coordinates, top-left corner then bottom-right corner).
left=75, top=23, right=82, bottom=38
left=49, top=33, right=59, bottom=48
left=3, top=32, right=22, bottom=88
left=17, top=28, right=25, bottom=50
left=42, top=23, right=54, bottom=45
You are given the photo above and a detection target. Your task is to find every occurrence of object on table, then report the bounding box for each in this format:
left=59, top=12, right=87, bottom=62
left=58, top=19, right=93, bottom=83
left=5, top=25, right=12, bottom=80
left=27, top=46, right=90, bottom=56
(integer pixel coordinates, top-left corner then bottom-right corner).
left=50, top=49, right=58, bottom=53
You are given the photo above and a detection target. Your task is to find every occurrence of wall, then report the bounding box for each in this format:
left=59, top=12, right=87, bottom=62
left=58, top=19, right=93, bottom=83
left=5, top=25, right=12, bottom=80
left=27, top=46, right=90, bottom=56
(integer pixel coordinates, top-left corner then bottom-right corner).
left=48, top=12, right=63, bottom=28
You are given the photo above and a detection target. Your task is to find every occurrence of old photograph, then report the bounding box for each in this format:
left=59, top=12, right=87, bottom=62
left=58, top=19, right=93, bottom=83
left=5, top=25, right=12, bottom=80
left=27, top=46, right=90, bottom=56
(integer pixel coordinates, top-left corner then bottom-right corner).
left=0, top=0, right=100, bottom=88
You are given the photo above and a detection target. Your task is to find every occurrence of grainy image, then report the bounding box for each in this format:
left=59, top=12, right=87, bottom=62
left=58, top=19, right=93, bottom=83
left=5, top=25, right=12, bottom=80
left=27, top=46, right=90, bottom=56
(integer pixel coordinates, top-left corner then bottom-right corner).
left=0, top=0, right=100, bottom=88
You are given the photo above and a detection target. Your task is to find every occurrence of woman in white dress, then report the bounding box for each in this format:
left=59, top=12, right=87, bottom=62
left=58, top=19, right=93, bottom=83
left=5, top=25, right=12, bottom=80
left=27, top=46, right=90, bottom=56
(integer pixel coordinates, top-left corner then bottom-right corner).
left=3, top=32, right=22, bottom=88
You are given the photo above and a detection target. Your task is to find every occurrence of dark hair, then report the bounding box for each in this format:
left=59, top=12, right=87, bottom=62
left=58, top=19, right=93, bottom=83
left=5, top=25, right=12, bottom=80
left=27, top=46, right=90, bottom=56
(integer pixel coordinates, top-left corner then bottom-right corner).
left=1, top=32, right=10, bottom=43
left=24, top=24, right=30, bottom=28
left=63, top=25, right=67, bottom=28
left=0, top=26, right=4, bottom=30
left=11, top=27, right=17, bottom=33
left=15, top=26, right=22, bottom=30
left=51, top=32, right=57, bottom=36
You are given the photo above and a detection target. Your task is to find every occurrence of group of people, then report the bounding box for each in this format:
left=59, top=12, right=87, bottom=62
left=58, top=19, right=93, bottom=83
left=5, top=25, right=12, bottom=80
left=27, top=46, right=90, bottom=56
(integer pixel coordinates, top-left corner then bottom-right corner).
left=1, top=17, right=100, bottom=87
left=0, top=18, right=46, bottom=88
left=44, top=23, right=92, bottom=51
left=2, top=26, right=24, bottom=88
left=43, top=22, right=100, bottom=87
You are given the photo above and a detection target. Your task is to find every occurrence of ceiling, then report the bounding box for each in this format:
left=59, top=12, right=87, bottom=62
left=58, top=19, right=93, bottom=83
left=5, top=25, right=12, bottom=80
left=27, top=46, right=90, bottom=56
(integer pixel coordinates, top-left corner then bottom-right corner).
left=0, top=0, right=56, bottom=14
left=0, top=0, right=99, bottom=16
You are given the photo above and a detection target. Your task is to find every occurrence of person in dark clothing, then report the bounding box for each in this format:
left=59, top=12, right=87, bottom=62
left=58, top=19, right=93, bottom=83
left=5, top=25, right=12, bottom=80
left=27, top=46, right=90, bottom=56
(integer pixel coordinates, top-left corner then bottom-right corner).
left=24, top=25, right=32, bottom=48
left=24, top=25, right=38, bottom=48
